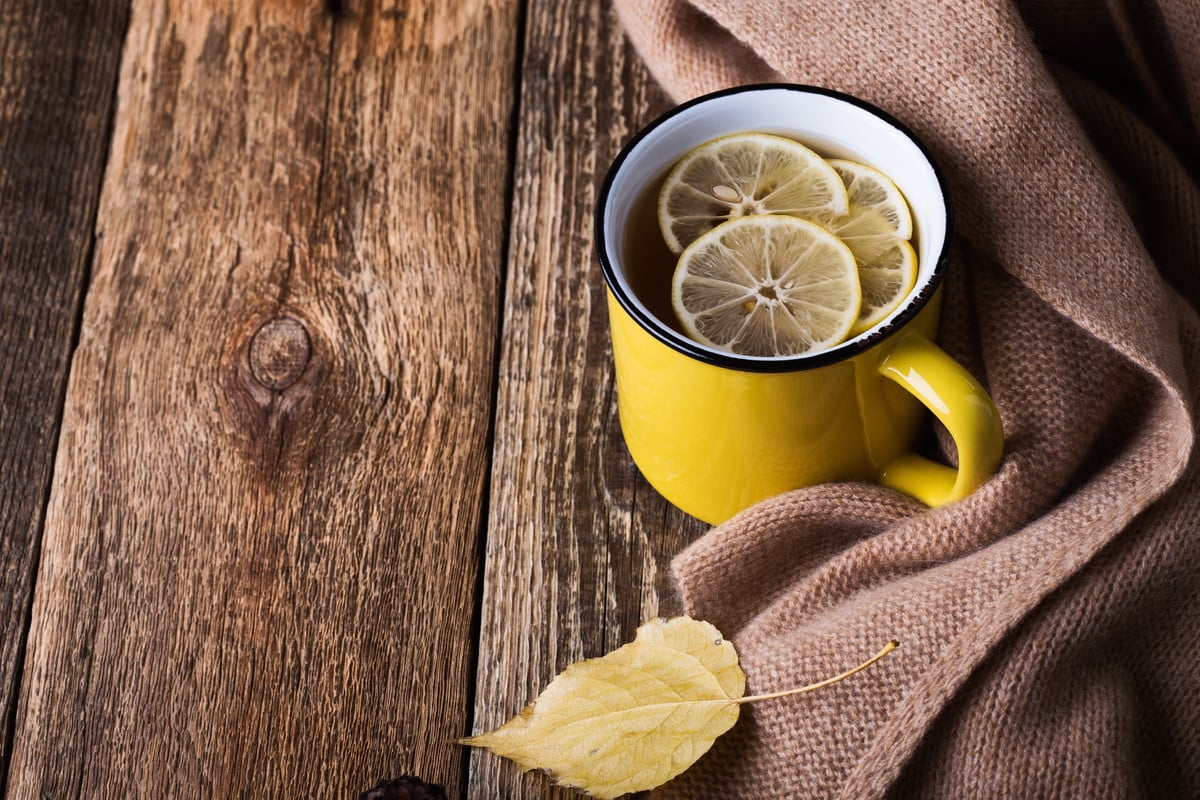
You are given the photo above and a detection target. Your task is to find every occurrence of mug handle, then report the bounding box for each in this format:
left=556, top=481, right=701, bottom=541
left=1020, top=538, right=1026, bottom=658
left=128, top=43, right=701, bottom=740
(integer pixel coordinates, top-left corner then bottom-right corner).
left=876, top=331, right=1004, bottom=506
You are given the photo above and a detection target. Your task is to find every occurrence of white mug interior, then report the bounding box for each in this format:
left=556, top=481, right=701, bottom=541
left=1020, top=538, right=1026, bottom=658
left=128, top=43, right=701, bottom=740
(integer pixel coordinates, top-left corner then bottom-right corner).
left=600, top=85, right=949, bottom=364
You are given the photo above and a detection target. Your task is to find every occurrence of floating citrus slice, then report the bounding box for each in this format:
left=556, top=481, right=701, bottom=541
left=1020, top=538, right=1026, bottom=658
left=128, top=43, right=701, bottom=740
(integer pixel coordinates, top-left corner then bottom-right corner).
left=850, top=239, right=918, bottom=334
left=658, top=133, right=850, bottom=254
left=671, top=215, right=861, bottom=357
left=825, top=159, right=918, bottom=334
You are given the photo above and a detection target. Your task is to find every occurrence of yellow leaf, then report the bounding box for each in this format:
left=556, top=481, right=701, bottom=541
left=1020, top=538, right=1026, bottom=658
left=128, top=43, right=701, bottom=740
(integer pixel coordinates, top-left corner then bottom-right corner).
left=462, top=616, right=898, bottom=798
left=461, top=616, right=744, bottom=798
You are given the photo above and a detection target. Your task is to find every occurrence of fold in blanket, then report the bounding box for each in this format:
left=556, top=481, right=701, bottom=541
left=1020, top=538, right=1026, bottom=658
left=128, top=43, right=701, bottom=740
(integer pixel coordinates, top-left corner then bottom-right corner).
left=610, top=0, right=1200, bottom=797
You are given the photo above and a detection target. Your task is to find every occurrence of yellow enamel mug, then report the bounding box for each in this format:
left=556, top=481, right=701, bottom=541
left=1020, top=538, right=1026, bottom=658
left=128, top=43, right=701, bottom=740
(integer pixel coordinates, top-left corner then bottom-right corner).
left=595, top=85, right=1004, bottom=525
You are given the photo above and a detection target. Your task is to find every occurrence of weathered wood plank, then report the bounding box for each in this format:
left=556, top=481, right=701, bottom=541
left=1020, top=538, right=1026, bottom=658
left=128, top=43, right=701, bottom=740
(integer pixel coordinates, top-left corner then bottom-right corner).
left=6, top=0, right=517, bottom=797
left=467, top=1, right=704, bottom=796
left=0, top=0, right=130, bottom=784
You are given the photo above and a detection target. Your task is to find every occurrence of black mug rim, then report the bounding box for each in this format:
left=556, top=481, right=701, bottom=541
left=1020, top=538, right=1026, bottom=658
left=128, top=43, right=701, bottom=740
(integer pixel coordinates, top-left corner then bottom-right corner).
left=594, top=83, right=953, bottom=374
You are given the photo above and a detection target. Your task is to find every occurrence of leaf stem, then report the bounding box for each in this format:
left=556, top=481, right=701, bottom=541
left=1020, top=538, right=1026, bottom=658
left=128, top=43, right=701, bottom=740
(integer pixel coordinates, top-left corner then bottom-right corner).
left=736, top=640, right=899, bottom=704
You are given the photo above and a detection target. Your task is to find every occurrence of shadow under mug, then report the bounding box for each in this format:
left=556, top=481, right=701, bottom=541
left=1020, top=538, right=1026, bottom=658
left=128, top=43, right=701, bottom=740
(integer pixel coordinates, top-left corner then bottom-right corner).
left=595, top=84, right=1004, bottom=525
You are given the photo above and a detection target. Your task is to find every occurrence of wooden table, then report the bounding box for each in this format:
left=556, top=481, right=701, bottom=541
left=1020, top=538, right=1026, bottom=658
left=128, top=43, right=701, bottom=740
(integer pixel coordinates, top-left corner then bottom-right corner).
left=0, top=1, right=711, bottom=796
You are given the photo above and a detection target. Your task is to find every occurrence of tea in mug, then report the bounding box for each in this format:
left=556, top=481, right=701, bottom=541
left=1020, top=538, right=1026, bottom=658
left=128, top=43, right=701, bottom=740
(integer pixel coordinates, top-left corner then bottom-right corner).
left=623, top=132, right=917, bottom=358
left=622, top=168, right=684, bottom=336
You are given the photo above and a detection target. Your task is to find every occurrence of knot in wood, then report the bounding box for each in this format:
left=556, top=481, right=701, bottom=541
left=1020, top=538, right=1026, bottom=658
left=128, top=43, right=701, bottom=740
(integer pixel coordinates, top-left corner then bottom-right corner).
left=249, top=316, right=311, bottom=391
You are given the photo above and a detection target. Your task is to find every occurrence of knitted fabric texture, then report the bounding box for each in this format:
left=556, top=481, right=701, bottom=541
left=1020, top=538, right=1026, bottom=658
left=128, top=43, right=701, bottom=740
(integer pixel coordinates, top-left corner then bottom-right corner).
left=611, top=0, right=1200, bottom=797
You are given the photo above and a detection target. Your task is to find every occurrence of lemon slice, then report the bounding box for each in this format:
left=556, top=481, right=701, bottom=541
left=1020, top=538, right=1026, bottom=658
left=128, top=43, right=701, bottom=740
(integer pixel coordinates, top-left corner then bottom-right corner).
left=825, top=159, right=917, bottom=334
left=658, top=133, right=850, bottom=253
left=671, top=215, right=861, bottom=357
left=851, top=240, right=918, bottom=334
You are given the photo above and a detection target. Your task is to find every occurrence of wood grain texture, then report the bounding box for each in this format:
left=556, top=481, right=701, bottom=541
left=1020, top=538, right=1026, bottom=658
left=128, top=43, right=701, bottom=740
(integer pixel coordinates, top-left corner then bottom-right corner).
left=466, top=1, right=705, bottom=797
left=0, top=0, right=129, bottom=783
left=6, top=0, right=516, bottom=796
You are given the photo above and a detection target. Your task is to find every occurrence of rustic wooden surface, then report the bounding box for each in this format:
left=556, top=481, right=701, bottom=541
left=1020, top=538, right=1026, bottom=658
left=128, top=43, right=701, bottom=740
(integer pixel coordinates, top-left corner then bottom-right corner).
left=0, top=0, right=130, bottom=784
left=0, top=0, right=705, bottom=797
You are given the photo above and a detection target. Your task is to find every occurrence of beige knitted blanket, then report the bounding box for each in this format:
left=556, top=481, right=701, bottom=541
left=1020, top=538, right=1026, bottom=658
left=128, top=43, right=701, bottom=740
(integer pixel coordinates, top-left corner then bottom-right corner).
left=611, top=0, right=1200, bottom=797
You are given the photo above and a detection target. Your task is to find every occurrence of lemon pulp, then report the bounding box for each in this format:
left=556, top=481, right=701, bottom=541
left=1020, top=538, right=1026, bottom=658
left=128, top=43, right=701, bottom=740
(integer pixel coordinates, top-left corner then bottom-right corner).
left=671, top=215, right=862, bottom=357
